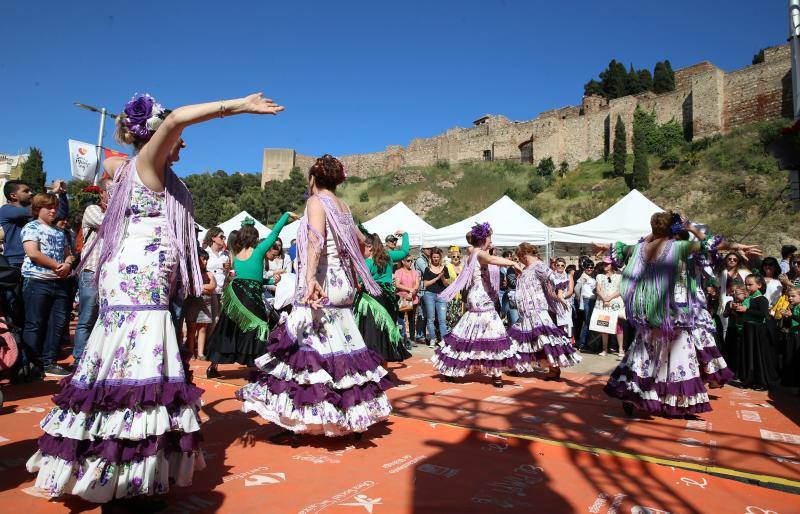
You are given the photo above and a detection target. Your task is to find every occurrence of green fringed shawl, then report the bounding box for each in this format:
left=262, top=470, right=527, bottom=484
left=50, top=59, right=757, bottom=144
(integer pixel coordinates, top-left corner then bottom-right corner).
left=354, top=293, right=403, bottom=346
left=221, top=281, right=271, bottom=341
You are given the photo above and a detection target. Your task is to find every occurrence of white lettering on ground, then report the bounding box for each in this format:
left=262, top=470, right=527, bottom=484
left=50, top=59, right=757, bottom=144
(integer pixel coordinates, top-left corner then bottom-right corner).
left=760, top=429, right=800, bottom=445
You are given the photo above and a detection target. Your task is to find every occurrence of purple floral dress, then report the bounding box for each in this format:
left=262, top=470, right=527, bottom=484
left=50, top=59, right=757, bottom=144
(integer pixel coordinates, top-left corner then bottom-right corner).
left=238, top=198, right=393, bottom=436
left=432, top=258, right=524, bottom=377
left=509, top=261, right=581, bottom=368
left=27, top=169, right=204, bottom=502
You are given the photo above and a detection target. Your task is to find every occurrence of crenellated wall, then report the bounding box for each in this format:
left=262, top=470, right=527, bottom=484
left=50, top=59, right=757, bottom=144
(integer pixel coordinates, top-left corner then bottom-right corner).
left=263, top=43, right=793, bottom=183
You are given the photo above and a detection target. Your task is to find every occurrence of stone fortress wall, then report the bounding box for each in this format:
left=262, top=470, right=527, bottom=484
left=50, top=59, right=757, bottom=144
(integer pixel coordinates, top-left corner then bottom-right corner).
left=262, top=43, right=792, bottom=183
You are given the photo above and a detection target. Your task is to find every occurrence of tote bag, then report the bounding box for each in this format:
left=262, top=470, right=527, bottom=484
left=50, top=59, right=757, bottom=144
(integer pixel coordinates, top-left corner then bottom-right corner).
left=589, top=306, right=619, bottom=334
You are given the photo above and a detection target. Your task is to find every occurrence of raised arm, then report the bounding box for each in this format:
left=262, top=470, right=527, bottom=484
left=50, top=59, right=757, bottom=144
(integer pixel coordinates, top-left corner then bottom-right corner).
left=253, top=212, right=293, bottom=259
left=137, top=93, right=284, bottom=190
left=388, top=232, right=410, bottom=262
left=477, top=251, right=518, bottom=269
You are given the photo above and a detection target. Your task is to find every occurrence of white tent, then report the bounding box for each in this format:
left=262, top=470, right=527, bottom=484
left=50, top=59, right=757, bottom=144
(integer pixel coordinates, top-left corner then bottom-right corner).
left=275, top=219, right=301, bottom=245
left=363, top=202, right=435, bottom=247
left=425, top=195, right=550, bottom=247
left=548, top=189, right=663, bottom=245
left=198, top=211, right=271, bottom=242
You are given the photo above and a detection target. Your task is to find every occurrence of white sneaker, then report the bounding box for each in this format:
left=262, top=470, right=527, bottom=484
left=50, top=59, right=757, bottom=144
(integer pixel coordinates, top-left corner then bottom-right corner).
left=598, top=351, right=607, bottom=356
left=427, top=341, right=435, bottom=348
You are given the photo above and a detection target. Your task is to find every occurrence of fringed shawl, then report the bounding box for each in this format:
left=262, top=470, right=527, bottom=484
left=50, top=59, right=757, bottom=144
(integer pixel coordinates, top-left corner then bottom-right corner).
left=293, top=194, right=381, bottom=303
left=439, top=249, right=479, bottom=302
left=487, top=264, right=501, bottom=300
left=78, top=158, right=202, bottom=298
left=618, top=239, right=696, bottom=339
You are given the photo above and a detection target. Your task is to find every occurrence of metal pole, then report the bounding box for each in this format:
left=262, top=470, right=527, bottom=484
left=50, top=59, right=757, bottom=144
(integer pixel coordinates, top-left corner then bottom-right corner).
left=790, top=0, right=800, bottom=121
left=94, top=108, right=106, bottom=185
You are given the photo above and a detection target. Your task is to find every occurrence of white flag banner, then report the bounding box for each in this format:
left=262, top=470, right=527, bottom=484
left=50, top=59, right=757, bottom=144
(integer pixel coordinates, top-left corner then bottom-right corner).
left=68, top=139, right=97, bottom=181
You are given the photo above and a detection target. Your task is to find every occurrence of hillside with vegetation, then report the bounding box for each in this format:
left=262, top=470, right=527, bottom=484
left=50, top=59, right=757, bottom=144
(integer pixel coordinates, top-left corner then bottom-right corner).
left=338, top=119, right=800, bottom=257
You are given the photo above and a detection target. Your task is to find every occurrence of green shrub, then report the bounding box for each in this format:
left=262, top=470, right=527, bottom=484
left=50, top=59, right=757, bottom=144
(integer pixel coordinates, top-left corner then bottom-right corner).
left=359, top=191, right=369, bottom=202
left=347, top=176, right=365, bottom=184
left=536, top=157, right=555, bottom=177
left=503, top=187, right=520, bottom=200
left=527, top=177, right=545, bottom=194
left=660, top=149, right=680, bottom=169
left=434, top=159, right=450, bottom=170
left=555, top=182, right=577, bottom=199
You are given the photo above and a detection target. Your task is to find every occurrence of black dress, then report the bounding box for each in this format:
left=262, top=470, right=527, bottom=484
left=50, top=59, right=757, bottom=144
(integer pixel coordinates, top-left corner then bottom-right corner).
left=781, top=305, right=800, bottom=387
left=731, top=295, right=779, bottom=389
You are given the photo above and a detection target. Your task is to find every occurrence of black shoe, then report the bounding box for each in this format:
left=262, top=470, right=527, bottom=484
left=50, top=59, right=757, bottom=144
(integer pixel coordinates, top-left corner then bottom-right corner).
left=623, top=401, right=634, bottom=417
left=43, top=364, right=70, bottom=377
left=206, top=365, right=221, bottom=379
left=492, top=377, right=504, bottom=388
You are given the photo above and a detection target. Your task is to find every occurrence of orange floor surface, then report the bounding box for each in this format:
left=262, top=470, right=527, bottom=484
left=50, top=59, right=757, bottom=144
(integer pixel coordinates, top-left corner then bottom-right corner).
left=0, top=355, right=798, bottom=513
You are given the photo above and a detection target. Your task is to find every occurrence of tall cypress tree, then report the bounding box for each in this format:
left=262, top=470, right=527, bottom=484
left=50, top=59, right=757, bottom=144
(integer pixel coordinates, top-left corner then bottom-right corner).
left=584, top=79, right=603, bottom=97
left=626, top=64, right=643, bottom=95
left=653, top=62, right=668, bottom=93
left=630, top=108, right=650, bottom=189
left=600, top=60, right=628, bottom=100
left=19, top=147, right=47, bottom=192
left=664, top=60, right=675, bottom=91
left=613, top=115, right=627, bottom=177
left=638, top=69, right=653, bottom=92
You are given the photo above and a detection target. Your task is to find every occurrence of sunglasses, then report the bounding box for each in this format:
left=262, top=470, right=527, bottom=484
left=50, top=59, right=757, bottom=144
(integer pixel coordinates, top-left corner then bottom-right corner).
left=555, top=263, right=566, bottom=268
left=727, top=257, right=739, bottom=261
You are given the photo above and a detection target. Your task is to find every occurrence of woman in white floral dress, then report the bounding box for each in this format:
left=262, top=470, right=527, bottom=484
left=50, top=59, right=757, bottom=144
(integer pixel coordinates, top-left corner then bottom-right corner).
left=26, top=92, right=284, bottom=508
left=238, top=155, right=393, bottom=440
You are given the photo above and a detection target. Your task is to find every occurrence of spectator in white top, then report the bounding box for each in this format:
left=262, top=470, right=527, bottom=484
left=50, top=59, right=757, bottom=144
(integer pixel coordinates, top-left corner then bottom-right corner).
left=73, top=181, right=110, bottom=362
left=202, top=226, right=230, bottom=331
left=780, top=245, right=797, bottom=275
left=264, top=237, right=292, bottom=296
left=574, top=259, right=596, bottom=351
left=761, top=257, right=783, bottom=308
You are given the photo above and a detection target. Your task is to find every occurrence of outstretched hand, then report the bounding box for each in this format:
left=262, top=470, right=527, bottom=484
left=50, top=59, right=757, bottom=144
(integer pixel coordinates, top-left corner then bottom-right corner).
left=241, top=93, right=284, bottom=115
left=288, top=211, right=301, bottom=222
left=738, top=244, right=762, bottom=260
left=591, top=242, right=610, bottom=257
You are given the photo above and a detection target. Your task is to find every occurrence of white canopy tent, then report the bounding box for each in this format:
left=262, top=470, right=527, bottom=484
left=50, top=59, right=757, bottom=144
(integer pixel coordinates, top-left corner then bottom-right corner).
left=197, top=211, right=271, bottom=243
left=363, top=202, right=435, bottom=247
left=548, top=189, right=663, bottom=248
left=425, top=195, right=550, bottom=247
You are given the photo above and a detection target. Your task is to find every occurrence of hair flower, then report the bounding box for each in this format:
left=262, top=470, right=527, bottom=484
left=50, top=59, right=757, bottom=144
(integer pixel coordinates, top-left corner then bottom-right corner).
left=469, top=222, right=492, bottom=242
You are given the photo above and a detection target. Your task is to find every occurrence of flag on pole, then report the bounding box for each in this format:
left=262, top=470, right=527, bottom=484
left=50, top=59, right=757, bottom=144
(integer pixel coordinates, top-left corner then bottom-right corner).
left=101, top=148, right=129, bottom=180
left=68, top=139, right=98, bottom=181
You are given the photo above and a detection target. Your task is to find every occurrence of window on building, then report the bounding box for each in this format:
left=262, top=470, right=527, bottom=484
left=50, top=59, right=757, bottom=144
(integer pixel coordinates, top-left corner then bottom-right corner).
left=483, top=150, right=492, bottom=162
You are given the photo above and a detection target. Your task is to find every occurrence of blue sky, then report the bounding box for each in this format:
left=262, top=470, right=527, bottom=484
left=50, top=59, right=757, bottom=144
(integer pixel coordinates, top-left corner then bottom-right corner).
left=1, top=0, right=787, bottom=181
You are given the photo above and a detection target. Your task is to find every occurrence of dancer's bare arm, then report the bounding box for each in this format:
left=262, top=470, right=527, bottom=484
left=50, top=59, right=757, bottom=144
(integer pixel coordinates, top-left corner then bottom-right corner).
left=138, top=93, right=284, bottom=190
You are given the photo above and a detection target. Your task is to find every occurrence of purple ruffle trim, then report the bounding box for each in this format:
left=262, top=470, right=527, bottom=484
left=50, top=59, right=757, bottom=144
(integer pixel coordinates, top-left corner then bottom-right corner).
left=607, top=367, right=708, bottom=397
left=703, top=367, right=735, bottom=386
left=532, top=342, right=579, bottom=362
left=507, top=324, right=566, bottom=344
left=264, top=324, right=386, bottom=382
left=37, top=431, right=202, bottom=464
left=243, top=372, right=392, bottom=410
left=54, top=379, right=204, bottom=413
left=603, top=384, right=713, bottom=417
left=695, top=346, right=723, bottom=364
left=433, top=352, right=521, bottom=372
left=440, top=332, right=515, bottom=352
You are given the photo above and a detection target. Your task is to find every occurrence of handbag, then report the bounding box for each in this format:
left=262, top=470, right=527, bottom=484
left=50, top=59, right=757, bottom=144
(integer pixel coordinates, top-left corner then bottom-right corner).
left=589, top=305, right=619, bottom=334
left=398, top=296, right=414, bottom=312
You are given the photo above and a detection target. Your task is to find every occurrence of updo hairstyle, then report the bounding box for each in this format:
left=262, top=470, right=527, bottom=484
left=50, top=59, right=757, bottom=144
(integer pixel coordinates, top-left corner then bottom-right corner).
left=309, top=154, right=346, bottom=190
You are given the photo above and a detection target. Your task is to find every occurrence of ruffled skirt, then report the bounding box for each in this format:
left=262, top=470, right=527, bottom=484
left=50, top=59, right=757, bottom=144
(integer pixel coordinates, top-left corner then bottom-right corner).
left=237, top=305, right=393, bottom=436
left=432, top=307, right=523, bottom=377
left=690, top=309, right=734, bottom=386
left=206, top=279, right=279, bottom=366
left=509, top=309, right=581, bottom=368
left=354, top=289, right=410, bottom=363
left=26, top=309, right=205, bottom=503
left=604, top=328, right=711, bottom=417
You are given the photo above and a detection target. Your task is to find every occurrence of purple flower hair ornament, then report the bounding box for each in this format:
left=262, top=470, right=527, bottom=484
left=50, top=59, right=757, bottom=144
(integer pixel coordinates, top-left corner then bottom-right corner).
left=123, top=93, right=171, bottom=142
left=469, top=222, right=492, bottom=243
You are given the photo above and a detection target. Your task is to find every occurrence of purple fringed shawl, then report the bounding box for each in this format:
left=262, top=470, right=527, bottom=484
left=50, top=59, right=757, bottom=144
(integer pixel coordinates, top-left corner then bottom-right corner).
left=438, top=249, right=480, bottom=302
left=293, top=194, right=381, bottom=302
left=77, top=158, right=202, bottom=298
left=487, top=264, right=501, bottom=299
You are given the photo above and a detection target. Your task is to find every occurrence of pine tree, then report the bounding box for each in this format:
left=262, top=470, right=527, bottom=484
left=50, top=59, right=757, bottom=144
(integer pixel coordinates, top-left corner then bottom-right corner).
left=612, top=115, right=627, bottom=177
left=536, top=157, right=555, bottom=177
left=653, top=62, right=668, bottom=93
left=601, top=60, right=629, bottom=99
left=630, top=108, right=650, bottom=190
left=583, top=79, right=603, bottom=97
left=19, top=147, right=47, bottom=192
left=638, top=69, right=653, bottom=92
left=626, top=64, right=643, bottom=95
left=664, top=60, right=675, bottom=91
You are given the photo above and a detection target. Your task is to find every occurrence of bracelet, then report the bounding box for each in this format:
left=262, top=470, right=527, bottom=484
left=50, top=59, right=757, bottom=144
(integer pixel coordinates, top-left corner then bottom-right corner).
left=219, top=102, right=226, bottom=118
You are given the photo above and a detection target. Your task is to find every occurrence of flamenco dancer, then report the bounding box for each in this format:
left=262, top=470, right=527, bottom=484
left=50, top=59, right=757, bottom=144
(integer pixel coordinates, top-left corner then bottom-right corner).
left=432, top=223, right=524, bottom=388
left=354, top=231, right=412, bottom=364
left=26, top=92, right=284, bottom=508
left=677, top=223, right=735, bottom=388
left=206, top=212, right=297, bottom=379
left=237, top=155, right=393, bottom=441
left=509, top=243, right=581, bottom=381
left=596, top=212, right=759, bottom=418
